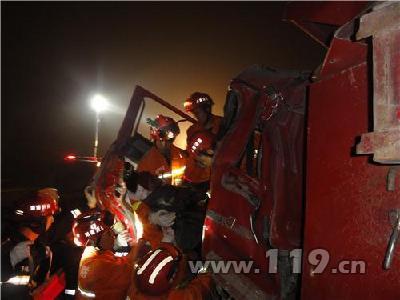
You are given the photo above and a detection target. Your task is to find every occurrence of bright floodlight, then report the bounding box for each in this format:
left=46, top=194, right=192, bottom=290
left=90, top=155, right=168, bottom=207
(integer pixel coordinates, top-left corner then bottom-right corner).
left=90, top=94, right=109, bottom=113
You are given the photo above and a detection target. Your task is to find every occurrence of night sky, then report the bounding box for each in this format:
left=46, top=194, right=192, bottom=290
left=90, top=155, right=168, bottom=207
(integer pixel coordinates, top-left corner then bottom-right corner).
left=2, top=2, right=325, bottom=190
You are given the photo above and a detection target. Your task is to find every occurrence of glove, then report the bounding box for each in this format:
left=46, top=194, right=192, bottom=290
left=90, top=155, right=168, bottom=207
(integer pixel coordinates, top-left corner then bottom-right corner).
left=10, top=240, right=33, bottom=268
left=149, top=210, right=176, bottom=227
left=84, top=186, right=97, bottom=209
left=114, top=229, right=133, bottom=248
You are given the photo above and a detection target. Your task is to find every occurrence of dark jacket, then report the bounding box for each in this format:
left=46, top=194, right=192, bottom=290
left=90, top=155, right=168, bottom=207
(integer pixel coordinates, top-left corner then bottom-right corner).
left=143, top=185, right=208, bottom=252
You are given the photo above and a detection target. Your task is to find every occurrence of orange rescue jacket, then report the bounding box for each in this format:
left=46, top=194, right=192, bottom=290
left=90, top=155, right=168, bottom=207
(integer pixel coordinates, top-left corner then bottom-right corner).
left=76, top=247, right=133, bottom=300
left=131, top=200, right=163, bottom=250
left=138, top=144, right=186, bottom=185
left=184, top=115, right=222, bottom=183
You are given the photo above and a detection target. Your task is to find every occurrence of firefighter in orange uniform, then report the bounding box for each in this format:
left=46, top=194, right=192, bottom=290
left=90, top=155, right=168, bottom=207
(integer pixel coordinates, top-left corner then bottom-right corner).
left=124, top=171, right=172, bottom=250
left=74, top=210, right=136, bottom=299
left=137, top=115, right=186, bottom=186
left=183, top=92, right=222, bottom=192
left=126, top=242, right=214, bottom=300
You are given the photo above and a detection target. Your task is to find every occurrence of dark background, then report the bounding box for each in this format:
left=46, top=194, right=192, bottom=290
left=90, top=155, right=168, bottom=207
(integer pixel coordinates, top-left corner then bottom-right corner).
left=2, top=2, right=325, bottom=192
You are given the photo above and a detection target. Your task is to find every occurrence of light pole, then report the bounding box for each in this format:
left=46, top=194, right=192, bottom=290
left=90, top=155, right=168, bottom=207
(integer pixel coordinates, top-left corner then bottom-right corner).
left=90, top=94, right=109, bottom=159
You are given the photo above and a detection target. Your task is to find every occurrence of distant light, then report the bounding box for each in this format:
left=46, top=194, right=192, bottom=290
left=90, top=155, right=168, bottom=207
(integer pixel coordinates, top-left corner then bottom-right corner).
left=90, top=94, right=109, bottom=113
left=65, top=155, right=76, bottom=161
left=157, top=166, right=186, bottom=179
left=96, top=161, right=101, bottom=167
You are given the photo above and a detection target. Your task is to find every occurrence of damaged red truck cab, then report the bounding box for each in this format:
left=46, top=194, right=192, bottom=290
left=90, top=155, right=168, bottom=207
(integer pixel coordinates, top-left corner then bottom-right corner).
left=203, top=2, right=400, bottom=299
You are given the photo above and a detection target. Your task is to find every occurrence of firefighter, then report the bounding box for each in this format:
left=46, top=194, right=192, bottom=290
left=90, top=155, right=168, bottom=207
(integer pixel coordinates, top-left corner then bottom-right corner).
left=124, top=171, right=176, bottom=250
left=1, top=188, right=58, bottom=296
left=143, top=184, right=207, bottom=255
left=73, top=209, right=138, bottom=299
left=35, top=187, right=86, bottom=298
left=183, top=92, right=222, bottom=192
left=138, top=114, right=186, bottom=186
left=127, top=242, right=214, bottom=300
left=124, top=170, right=208, bottom=254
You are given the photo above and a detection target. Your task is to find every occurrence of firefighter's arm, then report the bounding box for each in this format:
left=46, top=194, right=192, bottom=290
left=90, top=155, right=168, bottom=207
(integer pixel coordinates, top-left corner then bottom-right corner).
left=194, top=150, right=214, bottom=168
left=135, top=202, right=153, bottom=227
left=84, top=186, right=97, bottom=209
left=135, top=203, right=163, bottom=248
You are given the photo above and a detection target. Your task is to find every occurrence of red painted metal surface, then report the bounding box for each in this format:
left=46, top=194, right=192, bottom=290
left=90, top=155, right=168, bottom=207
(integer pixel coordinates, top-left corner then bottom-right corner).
left=284, top=1, right=369, bottom=48
left=302, top=59, right=400, bottom=299
left=284, top=1, right=369, bottom=26
left=286, top=2, right=400, bottom=298
left=203, top=66, right=308, bottom=299
left=204, top=77, right=279, bottom=300
left=318, top=36, right=367, bottom=79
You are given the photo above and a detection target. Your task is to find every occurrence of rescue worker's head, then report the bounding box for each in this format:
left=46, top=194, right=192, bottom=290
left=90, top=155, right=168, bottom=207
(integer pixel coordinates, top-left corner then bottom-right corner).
left=13, top=188, right=59, bottom=237
left=184, top=92, right=214, bottom=125
left=72, top=209, right=107, bottom=247
left=146, top=115, right=180, bottom=144
left=135, top=243, right=181, bottom=296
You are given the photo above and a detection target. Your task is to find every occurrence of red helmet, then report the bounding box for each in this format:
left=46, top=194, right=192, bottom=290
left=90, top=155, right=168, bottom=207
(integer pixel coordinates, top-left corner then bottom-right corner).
left=184, top=92, right=214, bottom=112
left=147, top=115, right=180, bottom=141
left=187, top=130, right=215, bottom=157
left=72, top=210, right=107, bottom=247
left=135, top=243, right=181, bottom=296
left=14, top=188, right=59, bottom=219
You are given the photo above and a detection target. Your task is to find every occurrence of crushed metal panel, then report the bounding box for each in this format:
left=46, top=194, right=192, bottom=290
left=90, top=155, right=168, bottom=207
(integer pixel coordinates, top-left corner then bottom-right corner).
left=318, top=37, right=367, bottom=79
left=206, top=251, right=273, bottom=300
left=204, top=66, right=308, bottom=298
